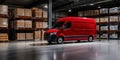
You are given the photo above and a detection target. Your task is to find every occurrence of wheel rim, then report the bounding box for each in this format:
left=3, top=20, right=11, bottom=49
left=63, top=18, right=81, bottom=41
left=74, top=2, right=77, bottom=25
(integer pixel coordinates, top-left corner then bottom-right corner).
left=89, top=37, right=93, bottom=41
left=58, top=38, right=63, bottom=43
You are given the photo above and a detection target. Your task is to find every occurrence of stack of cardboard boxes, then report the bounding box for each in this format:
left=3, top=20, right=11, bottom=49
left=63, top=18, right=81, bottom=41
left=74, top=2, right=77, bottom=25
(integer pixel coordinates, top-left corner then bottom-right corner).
left=100, top=8, right=109, bottom=14
left=110, top=16, right=118, bottom=22
left=0, top=5, right=8, bottom=41
left=17, top=33, right=25, bottom=40
left=15, top=8, right=32, bottom=17
left=109, top=7, right=119, bottom=13
left=100, top=17, right=108, bottom=22
left=83, top=10, right=99, bottom=16
left=100, top=26, right=108, bottom=30
left=0, top=34, right=8, bottom=41
left=0, top=5, right=8, bottom=15
left=26, top=33, right=33, bottom=40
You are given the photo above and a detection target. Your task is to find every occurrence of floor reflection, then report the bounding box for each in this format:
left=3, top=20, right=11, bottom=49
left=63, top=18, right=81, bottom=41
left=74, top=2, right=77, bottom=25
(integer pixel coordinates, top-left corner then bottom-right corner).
left=0, top=40, right=120, bottom=60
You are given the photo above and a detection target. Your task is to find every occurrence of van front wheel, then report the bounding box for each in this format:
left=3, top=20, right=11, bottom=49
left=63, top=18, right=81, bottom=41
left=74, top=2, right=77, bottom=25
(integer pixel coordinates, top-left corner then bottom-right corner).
left=57, top=37, right=64, bottom=44
left=88, top=36, right=93, bottom=42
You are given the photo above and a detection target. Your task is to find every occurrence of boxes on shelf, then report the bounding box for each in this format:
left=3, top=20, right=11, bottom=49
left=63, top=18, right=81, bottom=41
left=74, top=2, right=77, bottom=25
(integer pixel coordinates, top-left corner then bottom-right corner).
left=100, top=8, right=109, bottom=14
left=94, top=18, right=99, bottom=23
left=100, top=34, right=108, bottom=38
left=43, top=22, right=48, bottom=28
left=26, top=33, right=33, bottom=40
left=17, top=33, right=25, bottom=40
left=100, top=17, right=108, bottom=22
left=0, top=5, right=8, bottom=15
left=15, top=8, right=24, bottom=17
left=32, top=8, right=43, bottom=18
left=0, top=18, right=8, bottom=27
left=35, top=22, right=43, bottom=28
left=24, top=9, right=32, bottom=17
left=16, top=20, right=24, bottom=28
left=34, top=31, right=42, bottom=40
left=110, top=34, right=118, bottom=38
left=25, top=21, right=32, bottom=28
left=110, top=25, right=118, bottom=30
left=110, top=16, right=118, bottom=22
left=43, top=10, right=48, bottom=18
left=0, top=33, right=8, bottom=41
left=109, top=7, right=119, bottom=13
left=41, top=30, right=45, bottom=40
left=100, top=26, right=108, bottom=30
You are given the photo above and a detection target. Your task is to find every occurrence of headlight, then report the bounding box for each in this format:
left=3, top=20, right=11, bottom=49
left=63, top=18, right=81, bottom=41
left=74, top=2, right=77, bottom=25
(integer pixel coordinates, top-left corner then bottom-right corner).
left=50, top=32, right=56, bottom=35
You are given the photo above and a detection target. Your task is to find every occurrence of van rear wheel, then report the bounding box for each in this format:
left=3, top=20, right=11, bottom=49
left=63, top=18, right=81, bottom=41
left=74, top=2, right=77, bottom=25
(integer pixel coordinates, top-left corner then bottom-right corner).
left=57, top=37, right=64, bottom=44
left=88, top=36, right=93, bottom=42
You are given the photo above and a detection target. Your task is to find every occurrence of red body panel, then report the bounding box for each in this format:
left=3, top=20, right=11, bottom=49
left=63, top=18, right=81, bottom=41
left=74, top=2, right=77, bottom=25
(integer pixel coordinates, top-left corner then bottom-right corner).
left=46, top=17, right=96, bottom=41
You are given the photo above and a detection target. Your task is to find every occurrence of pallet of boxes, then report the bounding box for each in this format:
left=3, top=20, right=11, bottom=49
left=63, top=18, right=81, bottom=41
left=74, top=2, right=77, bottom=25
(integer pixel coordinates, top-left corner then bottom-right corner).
left=0, top=5, right=8, bottom=42
left=32, top=8, right=48, bottom=41
left=14, top=8, right=33, bottom=41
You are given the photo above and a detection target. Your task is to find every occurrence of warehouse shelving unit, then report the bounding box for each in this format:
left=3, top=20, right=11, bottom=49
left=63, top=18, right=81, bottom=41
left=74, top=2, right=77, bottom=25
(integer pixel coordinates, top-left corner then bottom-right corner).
left=78, top=7, right=120, bottom=39
left=0, top=14, right=9, bottom=42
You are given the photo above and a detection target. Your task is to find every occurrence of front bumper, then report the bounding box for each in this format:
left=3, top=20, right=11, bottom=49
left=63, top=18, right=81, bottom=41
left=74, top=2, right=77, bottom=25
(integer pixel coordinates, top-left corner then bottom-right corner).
left=44, top=33, right=57, bottom=42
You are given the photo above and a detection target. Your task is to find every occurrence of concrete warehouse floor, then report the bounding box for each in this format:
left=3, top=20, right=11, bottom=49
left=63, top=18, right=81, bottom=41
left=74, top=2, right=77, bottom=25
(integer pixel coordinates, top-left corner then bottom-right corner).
left=0, top=40, right=120, bottom=60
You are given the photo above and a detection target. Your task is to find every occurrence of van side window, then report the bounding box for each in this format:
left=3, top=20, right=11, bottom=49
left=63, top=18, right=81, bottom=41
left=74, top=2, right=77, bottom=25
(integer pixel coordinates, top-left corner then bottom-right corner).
left=64, top=22, right=71, bottom=29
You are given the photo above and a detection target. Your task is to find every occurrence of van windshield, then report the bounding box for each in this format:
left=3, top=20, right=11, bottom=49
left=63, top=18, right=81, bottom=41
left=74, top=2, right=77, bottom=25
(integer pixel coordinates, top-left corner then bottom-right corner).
left=53, top=22, right=64, bottom=28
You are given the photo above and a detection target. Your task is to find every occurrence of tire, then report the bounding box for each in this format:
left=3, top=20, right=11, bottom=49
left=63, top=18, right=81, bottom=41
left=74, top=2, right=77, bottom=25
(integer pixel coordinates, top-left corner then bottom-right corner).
left=57, top=37, right=64, bottom=44
left=88, top=36, right=93, bottom=42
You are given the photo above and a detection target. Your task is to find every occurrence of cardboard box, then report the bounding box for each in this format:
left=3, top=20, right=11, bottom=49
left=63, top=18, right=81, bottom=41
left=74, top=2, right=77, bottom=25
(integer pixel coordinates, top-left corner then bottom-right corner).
left=36, top=22, right=43, bottom=28
left=0, top=18, right=8, bottom=27
left=0, top=5, right=8, bottom=15
left=0, top=33, right=8, bottom=41
left=34, top=31, right=42, bottom=40
left=110, top=16, right=118, bottom=22
left=16, top=20, right=24, bottom=28
left=25, top=21, right=32, bottom=28
left=100, top=26, right=108, bottom=30
left=32, top=8, right=43, bottom=18
left=110, top=25, right=118, bottom=30
left=43, top=10, right=48, bottom=18
left=41, top=30, right=45, bottom=41
left=110, top=34, right=118, bottom=38
left=100, top=8, right=109, bottom=14
left=17, top=33, right=25, bottom=40
left=100, top=34, right=108, bottom=38
left=15, top=8, right=24, bottom=17
left=24, top=9, right=32, bottom=17
left=100, top=17, right=108, bottom=22
left=26, top=33, right=33, bottom=40
left=43, top=22, right=48, bottom=28
left=109, top=7, right=119, bottom=13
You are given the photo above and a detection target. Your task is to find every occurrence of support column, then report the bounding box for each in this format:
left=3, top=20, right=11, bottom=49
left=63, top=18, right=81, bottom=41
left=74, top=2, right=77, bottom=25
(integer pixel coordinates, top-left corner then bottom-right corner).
left=48, top=0, right=52, bottom=29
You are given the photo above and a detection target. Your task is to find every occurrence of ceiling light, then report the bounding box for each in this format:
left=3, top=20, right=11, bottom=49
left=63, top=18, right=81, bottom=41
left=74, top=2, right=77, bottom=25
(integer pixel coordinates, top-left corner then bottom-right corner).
left=90, top=4, right=94, bottom=6
left=68, top=9, right=72, bottom=12
left=44, top=4, right=48, bottom=8
left=98, top=6, right=101, bottom=8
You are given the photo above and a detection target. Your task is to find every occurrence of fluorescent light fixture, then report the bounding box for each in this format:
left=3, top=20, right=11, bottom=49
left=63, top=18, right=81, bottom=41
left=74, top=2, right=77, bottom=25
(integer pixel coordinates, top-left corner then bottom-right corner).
left=68, top=9, right=72, bottom=12
left=44, top=4, right=48, bottom=8
left=98, top=6, right=101, bottom=8
left=90, top=4, right=94, bottom=6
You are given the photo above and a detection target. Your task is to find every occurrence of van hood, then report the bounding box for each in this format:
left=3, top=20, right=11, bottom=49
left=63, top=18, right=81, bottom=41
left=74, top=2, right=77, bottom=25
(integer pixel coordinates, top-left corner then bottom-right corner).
left=46, top=29, right=58, bottom=33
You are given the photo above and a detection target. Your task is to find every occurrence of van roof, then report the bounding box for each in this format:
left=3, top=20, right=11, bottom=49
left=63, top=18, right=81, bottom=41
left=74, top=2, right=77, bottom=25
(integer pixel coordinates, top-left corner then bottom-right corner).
left=57, top=17, right=96, bottom=22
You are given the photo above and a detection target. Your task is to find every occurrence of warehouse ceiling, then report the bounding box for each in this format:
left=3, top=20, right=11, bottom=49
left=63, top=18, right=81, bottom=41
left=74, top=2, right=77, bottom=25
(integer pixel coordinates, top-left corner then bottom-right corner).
left=0, top=0, right=120, bottom=11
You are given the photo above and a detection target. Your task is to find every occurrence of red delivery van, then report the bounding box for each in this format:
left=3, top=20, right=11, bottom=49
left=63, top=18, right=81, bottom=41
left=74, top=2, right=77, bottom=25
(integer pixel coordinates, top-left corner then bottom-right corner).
left=44, top=17, right=96, bottom=44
